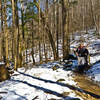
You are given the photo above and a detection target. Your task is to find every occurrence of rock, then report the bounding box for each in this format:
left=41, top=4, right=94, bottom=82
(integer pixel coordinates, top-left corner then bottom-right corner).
left=63, top=54, right=77, bottom=61
left=62, top=92, right=70, bottom=96
left=57, top=78, right=65, bottom=82
left=0, top=65, right=10, bottom=82
left=52, top=65, right=60, bottom=71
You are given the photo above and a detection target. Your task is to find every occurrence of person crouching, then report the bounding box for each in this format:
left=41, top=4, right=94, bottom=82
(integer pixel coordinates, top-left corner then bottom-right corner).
left=76, top=43, right=89, bottom=69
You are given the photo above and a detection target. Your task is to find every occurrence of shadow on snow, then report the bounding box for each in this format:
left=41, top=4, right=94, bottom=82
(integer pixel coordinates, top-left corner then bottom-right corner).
left=2, top=91, right=28, bottom=100
left=11, top=71, right=100, bottom=99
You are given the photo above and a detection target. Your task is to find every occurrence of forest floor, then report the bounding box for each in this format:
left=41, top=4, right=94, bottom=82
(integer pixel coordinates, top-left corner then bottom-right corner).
left=0, top=29, right=100, bottom=100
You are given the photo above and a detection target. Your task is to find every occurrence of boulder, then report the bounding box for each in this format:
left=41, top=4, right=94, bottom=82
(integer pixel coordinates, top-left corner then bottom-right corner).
left=0, top=65, right=10, bottom=82
left=63, top=54, right=77, bottom=61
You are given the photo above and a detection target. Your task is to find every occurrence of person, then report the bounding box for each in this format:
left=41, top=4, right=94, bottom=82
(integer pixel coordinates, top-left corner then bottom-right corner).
left=76, top=43, right=89, bottom=66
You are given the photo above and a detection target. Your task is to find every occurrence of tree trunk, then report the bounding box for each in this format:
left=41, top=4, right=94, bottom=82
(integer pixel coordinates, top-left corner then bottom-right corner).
left=20, top=0, right=25, bottom=67
left=54, top=0, right=59, bottom=59
left=31, top=20, right=35, bottom=64
left=45, top=0, right=58, bottom=60
left=38, top=0, right=42, bottom=62
left=12, top=0, right=18, bottom=70
left=0, top=0, right=6, bottom=62
left=90, top=0, right=99, bottom=34
left=62, top=0, right=70, bottom=59
left=56, top=0, right=59, bottom=59
left=4, top=0, right=9, bottom=66
left=82, top=0, right=85, bottom=31
left=35, top=0, right=58, bottom=60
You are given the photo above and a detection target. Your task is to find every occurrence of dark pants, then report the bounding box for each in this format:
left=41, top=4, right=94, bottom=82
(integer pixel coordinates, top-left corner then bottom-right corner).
left=77, top=56, right=88, bottom=72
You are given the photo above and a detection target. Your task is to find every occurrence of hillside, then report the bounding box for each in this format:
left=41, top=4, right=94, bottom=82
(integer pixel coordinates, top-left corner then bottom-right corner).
left=0, top=29, right=100, bottom=100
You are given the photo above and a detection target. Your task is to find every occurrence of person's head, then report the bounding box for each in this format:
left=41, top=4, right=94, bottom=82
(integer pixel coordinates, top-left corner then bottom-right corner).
left=79, top=43, right=84, bottom=48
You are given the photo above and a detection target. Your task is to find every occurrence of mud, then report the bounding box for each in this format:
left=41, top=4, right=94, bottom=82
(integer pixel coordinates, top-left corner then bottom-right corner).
left=73, top=72, right=100, bottom=100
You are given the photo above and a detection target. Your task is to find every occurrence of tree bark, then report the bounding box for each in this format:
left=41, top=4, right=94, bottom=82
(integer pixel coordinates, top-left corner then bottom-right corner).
left=90, top=0, right=99, bottom=34
left=12, top=0, right=18, bottom=70
left=62, top=0, right=70, bottom=59
left=4, top=0, right=9, bottom=66
left=0, top=0, right=6, bottom=62
left=38, top=0, right=42, bottom=62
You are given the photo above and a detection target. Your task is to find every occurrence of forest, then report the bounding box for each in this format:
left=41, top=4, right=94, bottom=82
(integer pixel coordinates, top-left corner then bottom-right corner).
left=0, top=0, right=99, bottom=69
left=0, top=0, right=100, bottom=100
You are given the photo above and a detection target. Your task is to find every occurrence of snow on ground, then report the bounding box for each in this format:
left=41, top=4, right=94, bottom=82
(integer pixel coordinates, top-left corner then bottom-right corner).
left=70, top=29, right=100, bottom=83
left=71, top=29, right=100, bottom=83
left=0, top=62, right=82, bottom=100
left=0, top=29, right=100, bottom=100
left=84, top=31, right=100, bottom=83
left=87, top=62, right=100, bottom=84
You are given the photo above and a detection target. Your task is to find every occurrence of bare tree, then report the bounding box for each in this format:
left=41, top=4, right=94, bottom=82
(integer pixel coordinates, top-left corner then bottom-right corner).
left=62, top=0, right=70, bottom=59
left=12, top=0, right=19, bottom=70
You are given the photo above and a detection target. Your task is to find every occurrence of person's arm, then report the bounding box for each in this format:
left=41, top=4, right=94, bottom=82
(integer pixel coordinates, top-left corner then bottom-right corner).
left=75, top=48, right=79, bottom=56
left=85, top=49, right=89, bottom=56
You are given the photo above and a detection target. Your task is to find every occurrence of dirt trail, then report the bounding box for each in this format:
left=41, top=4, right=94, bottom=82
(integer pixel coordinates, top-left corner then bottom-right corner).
left=73, top=72, right=100, bottom=100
